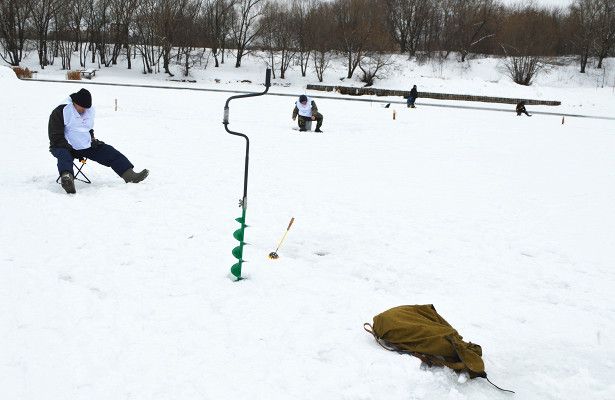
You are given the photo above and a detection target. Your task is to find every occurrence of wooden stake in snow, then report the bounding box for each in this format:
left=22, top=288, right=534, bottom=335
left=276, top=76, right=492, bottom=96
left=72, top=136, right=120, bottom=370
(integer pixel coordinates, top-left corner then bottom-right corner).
left=115, top=99, right=118, bottom=111
left=561, top=116, right=565, bottom=125
left=393, top=109, right=396, bottom=120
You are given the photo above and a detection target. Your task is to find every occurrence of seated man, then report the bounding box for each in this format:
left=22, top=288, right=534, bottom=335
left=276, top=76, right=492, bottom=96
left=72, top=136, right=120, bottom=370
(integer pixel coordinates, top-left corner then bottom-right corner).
left=516, top=101, right=532, bottom=117
left=49, top=88, right=149, bottom=194
left=292, top=94, right=324, bottom=132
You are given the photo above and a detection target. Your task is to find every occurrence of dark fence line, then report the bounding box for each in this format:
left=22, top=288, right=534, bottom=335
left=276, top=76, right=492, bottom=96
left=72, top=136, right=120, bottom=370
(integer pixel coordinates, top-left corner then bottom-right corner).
left=306, top=84, right=561, bottom=106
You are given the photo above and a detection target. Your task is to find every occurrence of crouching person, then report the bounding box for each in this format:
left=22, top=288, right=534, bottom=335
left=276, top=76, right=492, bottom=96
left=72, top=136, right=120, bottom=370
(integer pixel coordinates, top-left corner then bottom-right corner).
left=516, top=101, right=532, bottom=117
left=292, top=94, right=324, bottom=132
left=49, top=88, right=149, bottom=194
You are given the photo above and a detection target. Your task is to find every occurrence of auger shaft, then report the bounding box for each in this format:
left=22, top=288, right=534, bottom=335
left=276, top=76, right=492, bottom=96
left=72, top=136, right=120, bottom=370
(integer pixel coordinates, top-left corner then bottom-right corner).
left=224, top=69, right=271, bottom=280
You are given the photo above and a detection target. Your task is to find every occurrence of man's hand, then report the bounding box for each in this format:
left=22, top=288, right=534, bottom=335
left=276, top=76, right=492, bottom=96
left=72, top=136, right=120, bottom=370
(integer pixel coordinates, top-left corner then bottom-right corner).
left=311, top=115, right=316, bottom=121
left=91, top=138, right=105, bottom=148
left=292, top=115, right=296, bottom=121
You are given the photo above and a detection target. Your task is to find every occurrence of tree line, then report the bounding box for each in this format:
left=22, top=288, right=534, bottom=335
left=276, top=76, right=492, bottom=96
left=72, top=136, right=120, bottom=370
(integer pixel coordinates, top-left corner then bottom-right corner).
left=0, top=0, right=613, bottom=84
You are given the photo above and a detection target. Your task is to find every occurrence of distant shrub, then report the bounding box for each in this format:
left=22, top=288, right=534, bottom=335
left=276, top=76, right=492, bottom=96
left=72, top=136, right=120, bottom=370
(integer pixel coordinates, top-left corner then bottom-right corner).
left=504, top=55, right=544, bottom=86
left=66, top=71, right=82, bottom=80
left=12, top=67, right=33, bottom=79
left=415, top=51, right=430, bottom=66
left=359, top=53, right=394, bottom=87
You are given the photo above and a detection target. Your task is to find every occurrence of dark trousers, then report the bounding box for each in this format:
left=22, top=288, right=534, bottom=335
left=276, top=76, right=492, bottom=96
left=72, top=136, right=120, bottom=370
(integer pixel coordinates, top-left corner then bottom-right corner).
left=50, top=143, right=133, bottom=176
left=298, top=113, right=323, bottom=130
left=407, top=97, right=416, bottom=107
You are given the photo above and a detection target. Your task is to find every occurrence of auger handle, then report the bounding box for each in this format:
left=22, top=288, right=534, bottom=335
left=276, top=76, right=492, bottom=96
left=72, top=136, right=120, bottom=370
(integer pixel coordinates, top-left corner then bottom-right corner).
left=287, top=217, right=295, bottom=230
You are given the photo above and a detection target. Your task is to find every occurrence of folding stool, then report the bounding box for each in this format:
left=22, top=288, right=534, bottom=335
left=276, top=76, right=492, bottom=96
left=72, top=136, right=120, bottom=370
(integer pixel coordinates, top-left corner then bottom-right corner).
left=55, top=157, right=92, bottom=184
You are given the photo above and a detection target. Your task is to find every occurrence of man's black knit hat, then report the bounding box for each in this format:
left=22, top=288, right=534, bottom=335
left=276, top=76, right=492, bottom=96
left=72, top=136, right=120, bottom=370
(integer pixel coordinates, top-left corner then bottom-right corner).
left=70, top=88, right=92, bottom=108
left=299, top=94, right=308, bottom=103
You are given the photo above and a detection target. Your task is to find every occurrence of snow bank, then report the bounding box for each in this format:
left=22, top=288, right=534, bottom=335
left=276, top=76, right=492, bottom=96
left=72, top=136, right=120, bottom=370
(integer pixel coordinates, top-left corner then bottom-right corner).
left=0, top=65, right=19, bottom=82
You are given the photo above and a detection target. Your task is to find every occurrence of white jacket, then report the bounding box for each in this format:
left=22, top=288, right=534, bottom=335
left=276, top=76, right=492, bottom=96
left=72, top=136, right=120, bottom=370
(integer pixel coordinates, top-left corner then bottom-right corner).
left=295, top=97, right=313, bottom=118
left=62, top=99, right=95, bottom=150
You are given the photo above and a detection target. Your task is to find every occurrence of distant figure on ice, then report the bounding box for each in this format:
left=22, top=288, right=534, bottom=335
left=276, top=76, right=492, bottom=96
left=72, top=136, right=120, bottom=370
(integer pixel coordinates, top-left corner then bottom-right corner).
left=516, top=101, right=532, bottom=117
left=292, top=94, right=324, bottom=132
left=407, top=85, right=418, bottom=108
left=48, top=88, right=149, bottom=194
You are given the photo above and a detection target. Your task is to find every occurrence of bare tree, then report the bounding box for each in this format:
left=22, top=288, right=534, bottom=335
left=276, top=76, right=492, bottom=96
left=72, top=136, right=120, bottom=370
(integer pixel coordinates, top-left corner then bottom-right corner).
left=156, top=0, right=196, bottom=76
left=594, top=0, right=615, bottom=68
left=359, top=52, right=394, bottom=86
left=175, top=0, right=203, bottom=76
left=258, top=0, right=276, bottom=75
left=259, top=1, right=295, bottom=79
left=310, top=2, right=334, bottom=82
left=290, top=0, right=312, bottom=77
left=230, top=0, right=263, bottom=67
left=52, top=0, right=74, bottom=69
left=65, top=0, right=90, bottom=68
left=0, top=0, right=31, bottom=66
left=446, top=0, right=496, bottom=62
left=498, top=5, right=558, bottom=85
left=502, top=53, right=544, bottom=85
left=275, top=7, right=295, bottom=79
left=30, top=0, right=63, bottom=68
left=132, top=0, right=160, bottom=73
left=358, top=1, right=393, bottom=85
left=109, top=0, right=139, bottom=67
left=86, top=0, right=113, bottom=66
left=383, top=0, right=432, bottom=55
left=203, top=0, right=234, bottom=67
left=431, top=0, right=455, bottom=59
left=333, top=0, right=377, bottom=79
left=569, top=0, right=602, bottom=72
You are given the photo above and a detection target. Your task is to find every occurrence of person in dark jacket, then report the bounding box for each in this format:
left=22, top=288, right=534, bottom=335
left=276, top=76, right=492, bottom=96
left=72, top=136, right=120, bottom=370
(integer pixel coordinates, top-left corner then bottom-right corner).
left=292, top=94, right=324, bottom=132
left=407, top=85, right=418, bottom=108
left=516, top=101, right=532, bottom=116
left=49, top=88, right=149, bottom=194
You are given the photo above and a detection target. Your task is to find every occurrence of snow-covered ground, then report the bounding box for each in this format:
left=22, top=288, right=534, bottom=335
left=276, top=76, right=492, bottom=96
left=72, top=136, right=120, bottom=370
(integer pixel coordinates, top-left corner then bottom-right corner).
left=22, top=52, right=615, bottom=116
left=1, top=52, right=614, bottom=400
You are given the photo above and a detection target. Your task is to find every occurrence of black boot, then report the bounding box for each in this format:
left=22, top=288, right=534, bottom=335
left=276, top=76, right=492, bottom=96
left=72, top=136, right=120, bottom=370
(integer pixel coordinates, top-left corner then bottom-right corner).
left=121, top=168, right=149, bottom=183
left=60, top=171, right=76, bottom=194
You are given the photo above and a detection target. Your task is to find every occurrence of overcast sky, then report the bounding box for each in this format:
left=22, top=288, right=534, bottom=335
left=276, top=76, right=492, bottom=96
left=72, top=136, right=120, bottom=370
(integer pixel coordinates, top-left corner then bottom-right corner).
left=500, top=0, right=574, bottom=8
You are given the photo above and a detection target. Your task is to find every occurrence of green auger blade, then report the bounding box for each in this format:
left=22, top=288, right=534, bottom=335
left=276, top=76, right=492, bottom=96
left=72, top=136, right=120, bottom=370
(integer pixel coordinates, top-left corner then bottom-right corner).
left=231, top=207, right=248, bottom=280
left=231, top=262, right=242, bottom=279
left=232, top=245, right=243, bottom=260
left=235, top=217, right=249, bottom=227
left=233, top=228, right=244, bottom=241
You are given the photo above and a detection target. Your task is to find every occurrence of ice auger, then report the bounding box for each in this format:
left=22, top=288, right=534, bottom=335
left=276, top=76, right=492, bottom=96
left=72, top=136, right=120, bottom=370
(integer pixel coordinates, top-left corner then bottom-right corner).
left=223, top=69, right=271, bottom=280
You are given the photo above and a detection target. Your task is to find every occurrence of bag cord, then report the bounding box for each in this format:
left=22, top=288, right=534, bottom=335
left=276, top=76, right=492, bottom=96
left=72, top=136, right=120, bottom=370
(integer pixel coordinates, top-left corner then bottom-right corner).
left=363, top=323, right=515, bottom=394
left=483, top=376, right=515, bottom=394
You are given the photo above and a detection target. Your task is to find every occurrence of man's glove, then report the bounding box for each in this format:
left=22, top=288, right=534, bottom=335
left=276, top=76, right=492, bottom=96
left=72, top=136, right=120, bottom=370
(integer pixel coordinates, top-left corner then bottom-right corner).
left=91, top=138, right=105, bottom=148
